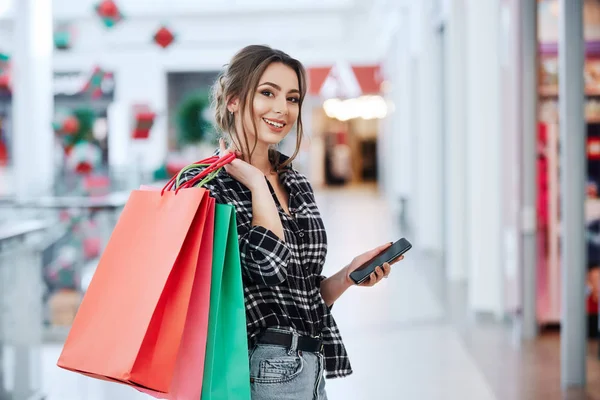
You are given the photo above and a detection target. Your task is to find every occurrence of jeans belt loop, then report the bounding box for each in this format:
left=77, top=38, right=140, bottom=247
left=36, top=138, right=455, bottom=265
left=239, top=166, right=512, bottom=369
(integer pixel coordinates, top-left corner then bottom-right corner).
left=288, top=330, right=299, bottom=355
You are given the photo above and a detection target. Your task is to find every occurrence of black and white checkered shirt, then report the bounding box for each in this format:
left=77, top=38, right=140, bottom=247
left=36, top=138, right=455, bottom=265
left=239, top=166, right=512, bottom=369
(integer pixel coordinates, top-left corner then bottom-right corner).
left=176, top=150, right=352, bottom=379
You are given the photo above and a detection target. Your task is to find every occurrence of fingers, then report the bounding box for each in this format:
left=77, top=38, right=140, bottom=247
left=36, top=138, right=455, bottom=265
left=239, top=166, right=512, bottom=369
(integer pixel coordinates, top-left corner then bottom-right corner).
left=360, top=265, right=386, bottom=287
left=374, top=265, right=385, bottom=280
left=360, top=271, right=377, bottom=287
left=359, top=263, right=392, bottom=287
left=382, top=262, right=391, bottom=278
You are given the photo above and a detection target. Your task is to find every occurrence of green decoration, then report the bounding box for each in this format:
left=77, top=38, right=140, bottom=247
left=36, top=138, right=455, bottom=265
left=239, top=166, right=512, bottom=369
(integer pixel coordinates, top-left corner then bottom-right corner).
left=54, top=24, right=73, bottom=50
left=176, top=93, right=213, bottom=146
left=57, top=107, right=96, bottom=154
left=72, top=108, right=95, bottom=142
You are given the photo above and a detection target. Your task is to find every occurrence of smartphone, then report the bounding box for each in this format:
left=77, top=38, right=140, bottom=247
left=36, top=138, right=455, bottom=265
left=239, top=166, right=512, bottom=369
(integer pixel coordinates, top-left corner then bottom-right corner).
left=349, top=238, right=412, bottom=285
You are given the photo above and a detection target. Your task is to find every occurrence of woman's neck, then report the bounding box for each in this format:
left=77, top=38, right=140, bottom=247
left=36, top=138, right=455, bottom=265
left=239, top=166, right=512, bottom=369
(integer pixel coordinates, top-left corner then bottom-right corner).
left=233, top=141, right=274, bottom=175
left=249, top=145, right=274, bottom=176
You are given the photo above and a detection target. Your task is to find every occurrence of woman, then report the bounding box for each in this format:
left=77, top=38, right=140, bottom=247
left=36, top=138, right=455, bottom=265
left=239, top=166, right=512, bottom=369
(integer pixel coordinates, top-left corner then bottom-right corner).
left=178, top=45, right=402, bottom=399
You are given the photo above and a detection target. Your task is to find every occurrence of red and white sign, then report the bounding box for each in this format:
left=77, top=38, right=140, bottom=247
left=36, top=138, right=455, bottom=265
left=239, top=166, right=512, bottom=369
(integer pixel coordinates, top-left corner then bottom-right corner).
left=307, top=63, right=383, bottom=98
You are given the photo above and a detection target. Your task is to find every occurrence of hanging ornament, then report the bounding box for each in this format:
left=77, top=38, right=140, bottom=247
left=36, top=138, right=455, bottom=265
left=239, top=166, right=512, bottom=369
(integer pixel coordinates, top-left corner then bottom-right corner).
left=62, top=116, right=80, bottom=135
left=94, top=0, right=124, bottom=28
left=54, top=23, right=74, bottom=50
left=153, top=25, right=176, bottom=49
left=53, top=110, right=80, bottom=135
left=131, top=104, right=156, bottom=139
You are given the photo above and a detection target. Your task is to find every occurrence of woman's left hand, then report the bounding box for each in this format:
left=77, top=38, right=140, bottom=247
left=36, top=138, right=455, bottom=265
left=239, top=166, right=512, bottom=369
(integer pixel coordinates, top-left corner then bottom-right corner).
left=344, top=243, right=404, bottom=287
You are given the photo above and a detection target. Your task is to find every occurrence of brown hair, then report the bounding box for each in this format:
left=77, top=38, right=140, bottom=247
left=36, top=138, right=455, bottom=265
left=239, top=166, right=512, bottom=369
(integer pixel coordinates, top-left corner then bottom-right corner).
left=212, top=45, right=307, bottom=171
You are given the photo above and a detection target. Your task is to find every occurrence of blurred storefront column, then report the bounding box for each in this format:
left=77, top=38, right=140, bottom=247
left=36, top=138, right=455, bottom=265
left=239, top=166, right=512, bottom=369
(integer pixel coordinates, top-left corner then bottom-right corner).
left=412, top=1, right=444, bottom=255
left=518, top=0, right=539, bottom=341
left=559, top=0, right=587, bottom=389
left=11, top=0, right=54, bottom=200
left=464, top=0, right=505, bottom=317
left=379, top=7, right=414, bottom=233
left=443, top=0, right=468, bottom=282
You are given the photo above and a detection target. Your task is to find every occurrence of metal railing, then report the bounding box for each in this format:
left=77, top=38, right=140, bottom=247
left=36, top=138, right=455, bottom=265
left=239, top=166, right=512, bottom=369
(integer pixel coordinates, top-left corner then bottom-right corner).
left=0, top=220, right=51, bottom=400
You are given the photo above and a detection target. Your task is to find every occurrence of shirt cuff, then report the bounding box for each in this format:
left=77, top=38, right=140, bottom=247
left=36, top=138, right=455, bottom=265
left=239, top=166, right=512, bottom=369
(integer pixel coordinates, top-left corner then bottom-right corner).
left=240, top=225, right=291, bottom=286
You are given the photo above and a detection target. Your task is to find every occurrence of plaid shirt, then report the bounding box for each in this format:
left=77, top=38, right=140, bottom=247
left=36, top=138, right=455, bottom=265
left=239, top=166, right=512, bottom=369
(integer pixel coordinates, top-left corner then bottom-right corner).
left=176, top=150, right=352, bottom=379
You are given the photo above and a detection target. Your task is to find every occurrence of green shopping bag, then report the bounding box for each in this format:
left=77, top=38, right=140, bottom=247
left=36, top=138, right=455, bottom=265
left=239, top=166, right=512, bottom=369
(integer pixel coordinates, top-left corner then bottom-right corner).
left=202, top=204, right=251, bottom=399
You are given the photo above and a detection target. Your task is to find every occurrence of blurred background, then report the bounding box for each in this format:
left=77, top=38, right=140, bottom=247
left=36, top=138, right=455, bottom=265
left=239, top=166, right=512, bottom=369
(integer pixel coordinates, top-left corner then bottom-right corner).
left=0, top=0, right=599, bottom=399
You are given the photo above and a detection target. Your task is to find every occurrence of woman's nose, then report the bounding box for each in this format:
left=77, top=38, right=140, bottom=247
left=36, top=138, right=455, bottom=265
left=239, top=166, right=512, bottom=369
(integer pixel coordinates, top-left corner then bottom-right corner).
left=274, top=97, right=288, bottom=115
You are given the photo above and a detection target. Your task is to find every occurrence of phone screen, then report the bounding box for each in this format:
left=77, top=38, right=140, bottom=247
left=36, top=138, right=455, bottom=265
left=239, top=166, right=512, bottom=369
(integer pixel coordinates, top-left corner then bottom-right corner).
left=350, top=238, right=412, bottom=284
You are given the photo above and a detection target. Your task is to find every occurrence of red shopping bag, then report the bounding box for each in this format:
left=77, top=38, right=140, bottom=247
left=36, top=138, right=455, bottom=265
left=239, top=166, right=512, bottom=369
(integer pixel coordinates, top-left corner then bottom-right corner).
left=57, top=187, right=212, bottom=392
left=135, top=188, right=216, bottom=399
left=57, top=152, right=235, bottom=393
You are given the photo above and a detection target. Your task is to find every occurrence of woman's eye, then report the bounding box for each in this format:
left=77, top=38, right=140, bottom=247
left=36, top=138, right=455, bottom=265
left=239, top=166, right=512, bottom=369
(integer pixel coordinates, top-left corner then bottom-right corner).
left=261, top=90, right=273, bottom=97
left=288, top=97, right=299, bottom=103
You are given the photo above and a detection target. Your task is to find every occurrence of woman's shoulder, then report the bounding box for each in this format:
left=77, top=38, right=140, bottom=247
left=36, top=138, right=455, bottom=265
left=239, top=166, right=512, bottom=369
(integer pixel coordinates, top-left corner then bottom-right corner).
left=281, top=162, right=314, bottom=194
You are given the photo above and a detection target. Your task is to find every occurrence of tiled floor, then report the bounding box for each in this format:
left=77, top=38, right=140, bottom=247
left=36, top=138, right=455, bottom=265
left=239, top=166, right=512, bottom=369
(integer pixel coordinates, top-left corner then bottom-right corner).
left=5, top=184, right=600, bottom=399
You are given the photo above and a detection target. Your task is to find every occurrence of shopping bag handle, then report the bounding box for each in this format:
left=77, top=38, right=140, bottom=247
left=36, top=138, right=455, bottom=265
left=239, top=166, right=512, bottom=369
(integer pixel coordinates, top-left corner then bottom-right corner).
left=161, top=155, right=223, bottom=194
left=161, top=152, right=236, bottom=195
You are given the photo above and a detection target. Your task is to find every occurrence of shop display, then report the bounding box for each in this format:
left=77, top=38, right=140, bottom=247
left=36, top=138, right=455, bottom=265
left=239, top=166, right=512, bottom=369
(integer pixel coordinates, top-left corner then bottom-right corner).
left=538, top=48, right=600, bottom=333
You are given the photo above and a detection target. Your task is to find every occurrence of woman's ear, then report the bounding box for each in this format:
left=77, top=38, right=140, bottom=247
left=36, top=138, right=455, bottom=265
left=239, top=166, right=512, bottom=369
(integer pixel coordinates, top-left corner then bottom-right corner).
left=227, top=97, right=240, bottom=114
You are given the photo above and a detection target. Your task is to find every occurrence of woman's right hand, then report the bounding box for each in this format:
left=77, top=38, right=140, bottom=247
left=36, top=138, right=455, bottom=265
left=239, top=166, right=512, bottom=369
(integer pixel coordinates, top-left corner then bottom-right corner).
left=219, top=139, right=266, bottom=190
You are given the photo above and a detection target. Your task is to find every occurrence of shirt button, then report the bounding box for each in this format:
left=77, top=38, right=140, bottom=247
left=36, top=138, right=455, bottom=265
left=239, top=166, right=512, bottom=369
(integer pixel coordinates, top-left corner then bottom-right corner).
left=298, top=232, right=305, bottom=238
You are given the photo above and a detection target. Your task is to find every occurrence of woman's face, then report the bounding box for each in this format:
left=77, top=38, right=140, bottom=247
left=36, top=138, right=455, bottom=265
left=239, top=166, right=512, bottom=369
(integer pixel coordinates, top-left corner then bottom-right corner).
left=238, top=62, right=301, bottom=149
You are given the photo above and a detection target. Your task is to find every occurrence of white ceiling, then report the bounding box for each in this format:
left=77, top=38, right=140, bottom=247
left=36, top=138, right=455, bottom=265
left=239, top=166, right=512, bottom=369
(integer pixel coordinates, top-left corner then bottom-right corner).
left=0, top=0, right=407, bottom=66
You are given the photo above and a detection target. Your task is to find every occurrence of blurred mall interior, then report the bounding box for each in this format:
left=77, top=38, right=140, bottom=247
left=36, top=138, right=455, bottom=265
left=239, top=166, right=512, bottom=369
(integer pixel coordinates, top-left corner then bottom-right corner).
left=1, top=0, right=600, bottom=399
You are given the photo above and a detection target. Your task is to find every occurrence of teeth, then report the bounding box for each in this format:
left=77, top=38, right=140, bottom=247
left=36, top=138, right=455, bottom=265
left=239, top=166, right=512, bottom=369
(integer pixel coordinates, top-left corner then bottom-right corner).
left=263, top=118, right=284, bottom=128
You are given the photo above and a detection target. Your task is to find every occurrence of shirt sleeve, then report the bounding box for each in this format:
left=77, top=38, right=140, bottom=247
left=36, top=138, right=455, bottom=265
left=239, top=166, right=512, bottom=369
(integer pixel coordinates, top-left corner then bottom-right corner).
left=176, top=164, right=292, bottom=285
left=239, top=225, right=291, bottom=286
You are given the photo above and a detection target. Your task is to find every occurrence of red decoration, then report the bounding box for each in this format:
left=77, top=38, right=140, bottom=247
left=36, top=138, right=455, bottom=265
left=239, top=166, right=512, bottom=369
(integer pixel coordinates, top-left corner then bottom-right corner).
left=75, top=162, right=93, bottom=174
left=62, top=116, right=80, bottom=135
left=131, top=105, right=156, bottom=139
left=0, top=75, right=9, bottom=91
left=98, top=0, right=119, bottom=18
left=95, top=0, right=123, bottom=28
left=153, top=26, right=175, bottom=49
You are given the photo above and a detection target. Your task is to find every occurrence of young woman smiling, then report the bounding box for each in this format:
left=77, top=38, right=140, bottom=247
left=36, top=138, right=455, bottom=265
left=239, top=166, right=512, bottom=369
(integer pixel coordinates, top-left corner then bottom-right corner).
left=178, top=45, right=403, bottom=400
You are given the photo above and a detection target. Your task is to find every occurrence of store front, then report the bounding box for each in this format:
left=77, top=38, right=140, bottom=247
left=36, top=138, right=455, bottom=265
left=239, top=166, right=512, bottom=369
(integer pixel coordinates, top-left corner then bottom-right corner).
left=306, top=63, right=388, bottom=188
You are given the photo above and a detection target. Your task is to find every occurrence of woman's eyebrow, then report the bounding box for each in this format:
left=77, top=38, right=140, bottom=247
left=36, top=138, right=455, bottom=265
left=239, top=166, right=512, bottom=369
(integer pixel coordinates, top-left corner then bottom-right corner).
left=259, top=81, right=300, bottom=94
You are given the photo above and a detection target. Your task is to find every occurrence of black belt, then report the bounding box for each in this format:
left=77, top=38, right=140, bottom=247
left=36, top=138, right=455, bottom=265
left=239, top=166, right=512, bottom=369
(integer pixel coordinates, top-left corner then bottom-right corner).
left=258, top=330, right=323, bottom=353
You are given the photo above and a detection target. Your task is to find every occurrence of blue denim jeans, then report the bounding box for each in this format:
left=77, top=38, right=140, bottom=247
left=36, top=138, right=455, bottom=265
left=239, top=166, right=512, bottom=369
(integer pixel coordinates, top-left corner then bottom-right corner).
left=249, top=328, right=327, bottom=400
